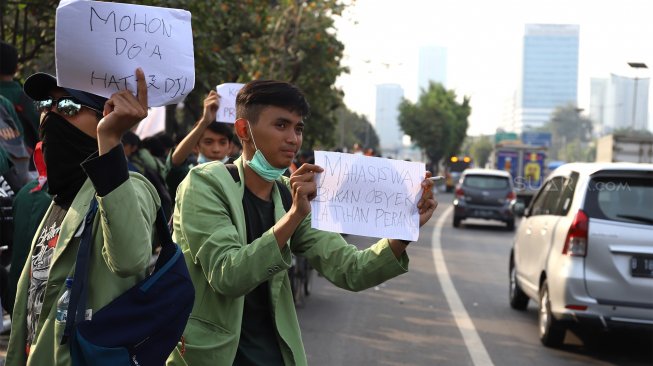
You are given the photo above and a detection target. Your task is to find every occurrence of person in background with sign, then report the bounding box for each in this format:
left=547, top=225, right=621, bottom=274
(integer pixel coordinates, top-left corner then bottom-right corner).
left=165, top=90, right=235, bottom=203
left=167, top=80, right=438, bottom=366
left=6, top=68, right=161, bottom=366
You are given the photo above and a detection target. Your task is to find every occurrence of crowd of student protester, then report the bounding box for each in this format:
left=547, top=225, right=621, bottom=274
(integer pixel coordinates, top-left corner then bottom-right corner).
left=0, top=36, right=437, bottom=365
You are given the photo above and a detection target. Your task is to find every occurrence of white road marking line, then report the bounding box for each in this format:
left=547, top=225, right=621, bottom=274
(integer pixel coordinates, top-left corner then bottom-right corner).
left=431, top=206, right=494, bottom=366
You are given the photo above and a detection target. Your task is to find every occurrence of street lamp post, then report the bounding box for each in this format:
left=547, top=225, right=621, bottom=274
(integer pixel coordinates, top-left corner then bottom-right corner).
left=627, top=62, right=648, bottom=130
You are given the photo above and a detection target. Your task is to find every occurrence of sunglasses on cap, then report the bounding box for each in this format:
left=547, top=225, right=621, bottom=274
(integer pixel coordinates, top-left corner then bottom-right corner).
left=34, top=96, right=102, bottom=117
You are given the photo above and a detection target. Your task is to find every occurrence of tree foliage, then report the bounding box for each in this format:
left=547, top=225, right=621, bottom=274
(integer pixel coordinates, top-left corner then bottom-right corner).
left=333, top=107, right=379, bottom=152
left=398, top=82, right=470, bottom=172
left=538, top=104, right=593, bottom=160
left=2, top=0, right=348, bottom=148
left=468, top=135, right=493, bottom=168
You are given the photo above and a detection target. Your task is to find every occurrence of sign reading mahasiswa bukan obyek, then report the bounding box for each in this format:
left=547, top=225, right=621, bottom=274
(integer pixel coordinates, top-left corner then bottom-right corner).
left=55, top=0, right=195, bottom=107
left=311, top=151, right=426, bottom=242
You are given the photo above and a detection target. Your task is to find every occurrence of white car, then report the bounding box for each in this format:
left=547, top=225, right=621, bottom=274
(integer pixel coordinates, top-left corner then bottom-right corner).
left=509, top=162, right=653, bottom=347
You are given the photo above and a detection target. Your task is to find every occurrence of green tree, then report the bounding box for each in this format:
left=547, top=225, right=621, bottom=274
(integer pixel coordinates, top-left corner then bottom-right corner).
left=1, top=1, right=59, bottom=75
left=250, top=0, right=347, bottom=149
left=469, top=135, right=493, bottom=168
left=333, top=107, right=379, bottom=152
left=613, top=127, right=653, bottom=137
left=2, top=0, right=348, bottom=147
left=398, top=82, right=470, bottom=173
left=539, top=104, right=593, bottom=160
left=562, top=138, right=595, bottom=162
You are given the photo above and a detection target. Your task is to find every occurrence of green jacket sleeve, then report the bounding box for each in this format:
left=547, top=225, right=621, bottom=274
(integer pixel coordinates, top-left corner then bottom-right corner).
left=96, top=175, right=160, bottom=276
left=82, top=146, right=160, bottom=277
left=175, top=164, right=292, bottom=298
left=284, top=177, right=409, bottom=292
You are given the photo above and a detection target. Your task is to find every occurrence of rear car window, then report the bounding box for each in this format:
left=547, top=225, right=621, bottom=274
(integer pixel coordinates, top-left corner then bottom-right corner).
left=584, top=176, right=653, bottom=226
left=463, top=175, right=510, bottom=189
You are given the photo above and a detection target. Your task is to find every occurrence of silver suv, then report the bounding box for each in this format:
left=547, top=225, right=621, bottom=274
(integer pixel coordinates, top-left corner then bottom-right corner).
left=509, top=162, right=653, bottom=347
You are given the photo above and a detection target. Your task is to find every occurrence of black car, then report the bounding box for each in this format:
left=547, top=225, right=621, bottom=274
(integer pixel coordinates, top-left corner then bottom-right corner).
left=453, top=169, right=516, bottom=230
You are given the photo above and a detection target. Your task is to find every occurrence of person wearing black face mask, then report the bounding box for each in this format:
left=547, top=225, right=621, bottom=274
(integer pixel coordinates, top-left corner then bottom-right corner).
left=6, top=69, right=161, bottom=366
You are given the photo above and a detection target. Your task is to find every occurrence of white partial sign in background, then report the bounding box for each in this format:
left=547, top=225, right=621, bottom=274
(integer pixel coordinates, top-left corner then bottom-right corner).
left=55, top=1, right=195, bottom=106
left=311, top=151, right=426, bottom=242
left=216, top=83, right=244, bottom=124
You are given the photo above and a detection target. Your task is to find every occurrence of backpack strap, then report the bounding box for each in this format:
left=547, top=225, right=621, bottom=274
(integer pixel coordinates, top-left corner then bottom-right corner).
left=225, top=163, right=292, bottom=212
left=62, top=199, right=98, bottom=344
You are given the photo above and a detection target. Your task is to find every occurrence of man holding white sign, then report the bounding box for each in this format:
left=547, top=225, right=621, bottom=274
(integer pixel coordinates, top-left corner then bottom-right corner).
left=6, top=69, right=163, bottom=365
left=169, top=80, right=437, bottom=366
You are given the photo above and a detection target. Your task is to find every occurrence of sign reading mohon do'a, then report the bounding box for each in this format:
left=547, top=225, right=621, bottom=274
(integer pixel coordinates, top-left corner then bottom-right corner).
left=55, top=0, right=195, bottom=107
left=311, top=151, right=426, bottom=242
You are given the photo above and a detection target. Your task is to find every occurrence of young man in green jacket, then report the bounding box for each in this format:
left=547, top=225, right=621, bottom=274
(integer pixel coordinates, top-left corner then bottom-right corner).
left=6, top=69, right=160, bottom=365
left=167, top=80, right=438, bottom=366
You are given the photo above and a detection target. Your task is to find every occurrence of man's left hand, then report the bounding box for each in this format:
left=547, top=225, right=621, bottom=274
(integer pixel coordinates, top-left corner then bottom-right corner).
left=418, top=171, right=438, bottom=227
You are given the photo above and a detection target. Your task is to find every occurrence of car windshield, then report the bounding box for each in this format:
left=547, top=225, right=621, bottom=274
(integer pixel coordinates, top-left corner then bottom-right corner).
left=463, top=175, right=510, bottom=189
left=585, top=176, right=653, bottom=226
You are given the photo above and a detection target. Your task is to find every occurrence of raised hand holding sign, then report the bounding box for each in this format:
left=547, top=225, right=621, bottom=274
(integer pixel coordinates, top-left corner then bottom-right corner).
left=55, top=0, right=195, bottom=106
left=311, top=151, right=427, bottom=242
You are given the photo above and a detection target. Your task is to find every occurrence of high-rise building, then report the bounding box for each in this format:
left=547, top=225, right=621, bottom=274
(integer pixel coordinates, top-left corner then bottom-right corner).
left=500, top=91, right=519, bottom=132
left=517, top=24, right=579, bottom=133
left=589, top=78, right=609, bottom=135
left=374, top=84, right=404, bottom=156
left=418, top=46, right=447, bottom=95
left=590, top=75, right=650, bottom=134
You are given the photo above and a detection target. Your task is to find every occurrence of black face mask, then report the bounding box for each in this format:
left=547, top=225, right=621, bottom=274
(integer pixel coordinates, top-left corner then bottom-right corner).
left=39, top=112, right=98, bottom=204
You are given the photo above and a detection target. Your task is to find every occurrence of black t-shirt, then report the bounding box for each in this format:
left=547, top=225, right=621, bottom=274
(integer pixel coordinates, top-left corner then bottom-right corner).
left=233, top=187, right=285, bottom=366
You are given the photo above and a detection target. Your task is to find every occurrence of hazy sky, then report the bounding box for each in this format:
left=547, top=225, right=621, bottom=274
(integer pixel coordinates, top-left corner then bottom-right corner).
left=334, top=0, right=653, bottom=136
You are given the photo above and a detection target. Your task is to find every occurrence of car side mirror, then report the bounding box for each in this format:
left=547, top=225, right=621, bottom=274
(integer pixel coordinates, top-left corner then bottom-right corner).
left=512, top=201, right=526, bottom=217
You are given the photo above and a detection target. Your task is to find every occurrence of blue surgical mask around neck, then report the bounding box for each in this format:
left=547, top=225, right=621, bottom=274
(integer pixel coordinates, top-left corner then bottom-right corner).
left=197, top=153, right=210, bottom=164
left=245, top=120, right=288, bottom=182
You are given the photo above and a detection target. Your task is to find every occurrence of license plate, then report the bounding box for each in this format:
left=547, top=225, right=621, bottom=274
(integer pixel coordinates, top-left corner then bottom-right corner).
left=475, top=210, right=492, bottom=217
left=631, top=256, right=653, bottom=278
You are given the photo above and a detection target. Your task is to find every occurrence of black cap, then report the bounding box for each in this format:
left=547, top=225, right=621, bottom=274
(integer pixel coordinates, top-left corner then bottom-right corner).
left=23, top=72, right=107, bottom=112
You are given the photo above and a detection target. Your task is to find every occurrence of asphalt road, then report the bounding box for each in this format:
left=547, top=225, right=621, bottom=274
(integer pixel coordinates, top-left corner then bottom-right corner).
left=1, top=194, right=650, bottom=366
left=297, top=193, right=653, bottom=366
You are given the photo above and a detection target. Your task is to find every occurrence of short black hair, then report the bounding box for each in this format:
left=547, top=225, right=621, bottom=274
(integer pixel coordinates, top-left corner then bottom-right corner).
left=155, top=133, right=175, bottom=150
left=205, top=122, right=234, bottom=141
left=236, top=80, right=309, bottom=123
left=141, top=136, right=166, bottom=159
left=0, top=41, right=18, bottom=76
left=122, top=131, right=141, bottom=147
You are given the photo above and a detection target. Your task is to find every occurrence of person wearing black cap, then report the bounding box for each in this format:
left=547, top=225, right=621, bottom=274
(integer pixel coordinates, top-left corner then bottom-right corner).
left=6, top=68, right=161, bottom=366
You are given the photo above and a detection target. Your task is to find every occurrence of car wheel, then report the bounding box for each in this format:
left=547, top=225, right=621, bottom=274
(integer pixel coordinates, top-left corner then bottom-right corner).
left=539, top=279, right=565, bottom=347
left=509, top=259, right=529, bottom=310
left=506, top=219, right=515, bottom=231
left=453, top=216, right=461, bottom=228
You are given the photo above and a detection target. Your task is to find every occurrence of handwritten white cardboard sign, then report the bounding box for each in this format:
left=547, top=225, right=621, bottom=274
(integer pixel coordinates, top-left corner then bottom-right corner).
left=311, top=151, right=425, bottom=241
left=55, top=1, right=195, bottom=107
left=216, top=83, right=244, bottom=124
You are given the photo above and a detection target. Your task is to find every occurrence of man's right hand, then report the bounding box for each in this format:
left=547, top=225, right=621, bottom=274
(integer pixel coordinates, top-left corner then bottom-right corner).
left=289, top=163, right=324, bottom=218
left=199, top=90, right=220, bottom=126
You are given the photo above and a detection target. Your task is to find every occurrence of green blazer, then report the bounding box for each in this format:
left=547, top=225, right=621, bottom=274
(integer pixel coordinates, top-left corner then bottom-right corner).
left=166, top=158, right=409, bottom=366
left=6, top=173, right=160, bottom=366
